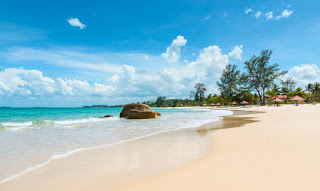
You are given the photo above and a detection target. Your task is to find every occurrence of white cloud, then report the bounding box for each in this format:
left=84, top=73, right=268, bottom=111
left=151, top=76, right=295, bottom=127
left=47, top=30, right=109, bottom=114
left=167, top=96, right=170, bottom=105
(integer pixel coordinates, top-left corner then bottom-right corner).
left=254, top=11, right=262, bottom=19
left=286, top=64, right=320, bottom=86
left=109, top=74, right=120, bottom=83
left=245, top=8, right=252, bottom=14
left=265, top=11, right=273, bottom=20
left=0, top=68, right=114, bottom=98
left=184, top=60, right=188, bottom=63
left=228, top=45, right=243, bottom=60
left=161, top=36, right=187, bottom=63
left=67, top=17, right=86, bottom=29
left=275, top=9, right=294, bottom=20
left=204, top=16, right=210, bottom=21
left=0, top=43, right=235, bottom=106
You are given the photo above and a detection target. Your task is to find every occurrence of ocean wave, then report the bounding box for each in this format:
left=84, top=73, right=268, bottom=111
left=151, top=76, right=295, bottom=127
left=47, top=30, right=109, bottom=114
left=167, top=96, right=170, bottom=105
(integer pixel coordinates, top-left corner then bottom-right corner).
left=0, top=108, right=233, bottom=183
left=0, top=117, right=119, bottom=131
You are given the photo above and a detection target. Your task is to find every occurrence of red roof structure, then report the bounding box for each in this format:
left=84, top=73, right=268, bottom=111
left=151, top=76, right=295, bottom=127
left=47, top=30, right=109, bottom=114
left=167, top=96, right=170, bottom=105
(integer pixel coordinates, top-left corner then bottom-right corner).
left=273, top=98, right=283, bottom=102
left=290, top=95, right=304, bottom=101
left=240, top=101, right=249, bottom=104
left=277, top=95, right=288, bottom=99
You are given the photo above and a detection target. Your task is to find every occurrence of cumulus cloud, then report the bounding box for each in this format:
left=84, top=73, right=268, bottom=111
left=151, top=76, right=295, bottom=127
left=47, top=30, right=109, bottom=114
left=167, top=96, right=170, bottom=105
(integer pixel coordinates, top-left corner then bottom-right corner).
left=254, top=11, right=262, bottom=19
left=265, top=11, right=273, bottom=20
left=109, top=74, right=120, bottom=83
left=161, top=36, right=187, bottom=63
left=228, top=45, right=243, bottom=60
left=1, top=43, right=234, bottom=106
left=67, top=17, right=86, bottom=29
left=0, top=68, right=114, bottom=98
left=286, top=64, right=320, bottom=86
left=245, top=8, right=252, bottom=14
left=275, top=9, right=294, bottom=20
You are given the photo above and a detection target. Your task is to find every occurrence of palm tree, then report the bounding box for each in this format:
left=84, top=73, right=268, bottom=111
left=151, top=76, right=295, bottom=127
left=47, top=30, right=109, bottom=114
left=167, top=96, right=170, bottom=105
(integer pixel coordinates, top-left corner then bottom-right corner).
left=313, top=82, right=320, bottom=103
left=191, top=83, right=207, bottom=105
left=305, top=83, right=314, bottom=103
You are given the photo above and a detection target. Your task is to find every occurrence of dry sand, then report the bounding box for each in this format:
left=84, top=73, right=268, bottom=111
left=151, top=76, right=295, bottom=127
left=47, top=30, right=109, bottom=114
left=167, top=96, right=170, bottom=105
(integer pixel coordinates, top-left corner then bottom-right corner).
left=118, top=104, right=320, bottom=191
left=1, top=104, right=320, bottom=191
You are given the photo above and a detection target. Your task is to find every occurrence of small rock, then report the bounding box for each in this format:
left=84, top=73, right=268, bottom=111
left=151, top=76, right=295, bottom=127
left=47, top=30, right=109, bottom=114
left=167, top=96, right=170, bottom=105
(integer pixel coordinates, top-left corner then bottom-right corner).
left=99, top=115, right=113, bottom=118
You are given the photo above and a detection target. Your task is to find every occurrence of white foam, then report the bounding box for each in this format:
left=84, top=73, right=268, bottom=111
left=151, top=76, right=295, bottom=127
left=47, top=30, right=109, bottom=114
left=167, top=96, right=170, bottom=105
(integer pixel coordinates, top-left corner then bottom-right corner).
left=0, top=109, right=233, bottom=183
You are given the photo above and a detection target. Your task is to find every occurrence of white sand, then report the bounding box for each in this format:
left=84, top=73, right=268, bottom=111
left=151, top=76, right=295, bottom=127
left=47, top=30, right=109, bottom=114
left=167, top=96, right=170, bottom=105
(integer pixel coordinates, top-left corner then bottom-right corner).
left=118, top=104, right=320, bottom=191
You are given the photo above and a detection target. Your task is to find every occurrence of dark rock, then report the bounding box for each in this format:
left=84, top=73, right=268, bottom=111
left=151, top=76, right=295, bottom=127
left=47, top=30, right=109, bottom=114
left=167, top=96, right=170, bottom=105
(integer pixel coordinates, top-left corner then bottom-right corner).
left=99, top=115, right=113, bottom=118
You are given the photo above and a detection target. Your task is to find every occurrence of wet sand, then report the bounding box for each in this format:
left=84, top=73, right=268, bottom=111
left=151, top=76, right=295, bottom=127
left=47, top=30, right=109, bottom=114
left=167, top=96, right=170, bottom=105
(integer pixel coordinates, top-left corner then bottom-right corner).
left=118, top=104, right=320, bottom=191
left=0, top=110, right=244, bottom=191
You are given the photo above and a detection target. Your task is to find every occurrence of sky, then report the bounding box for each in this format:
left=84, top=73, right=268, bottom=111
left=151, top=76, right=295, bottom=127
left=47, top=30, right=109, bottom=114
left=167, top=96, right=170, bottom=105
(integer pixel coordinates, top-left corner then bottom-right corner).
left=1, top=0, right=320, bottom=107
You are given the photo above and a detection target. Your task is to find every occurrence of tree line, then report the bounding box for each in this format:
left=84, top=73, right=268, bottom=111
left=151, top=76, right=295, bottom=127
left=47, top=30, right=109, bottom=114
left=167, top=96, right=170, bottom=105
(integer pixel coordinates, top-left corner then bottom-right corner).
left=143, top=50, right=320, bottom=107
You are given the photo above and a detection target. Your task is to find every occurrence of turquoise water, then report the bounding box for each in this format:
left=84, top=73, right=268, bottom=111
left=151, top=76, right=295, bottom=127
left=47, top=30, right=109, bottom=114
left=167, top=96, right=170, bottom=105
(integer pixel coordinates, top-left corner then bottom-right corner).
left=0, top=107, right=232, bottom=182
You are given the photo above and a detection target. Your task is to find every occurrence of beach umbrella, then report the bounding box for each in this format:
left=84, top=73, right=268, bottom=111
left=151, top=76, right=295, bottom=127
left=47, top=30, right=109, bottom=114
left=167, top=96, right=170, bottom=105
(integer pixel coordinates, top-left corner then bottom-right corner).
left=272, top=98, right=283, bottom=106
left=290, top=95, right=305, bottom=106
left=240, top=101, right=248, bottom=107
left=215, top=103, right=221, bottom=106
left=210, top=103, right=215, bottom=106
left=232, top=101, right=238, bottom=106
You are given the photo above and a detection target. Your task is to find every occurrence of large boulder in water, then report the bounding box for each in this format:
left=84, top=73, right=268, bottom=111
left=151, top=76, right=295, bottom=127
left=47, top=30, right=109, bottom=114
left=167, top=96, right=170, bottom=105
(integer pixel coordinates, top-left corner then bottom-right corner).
left=120, top=103, right=160, bottom=119
left=127, top=109, right=156, bottom=119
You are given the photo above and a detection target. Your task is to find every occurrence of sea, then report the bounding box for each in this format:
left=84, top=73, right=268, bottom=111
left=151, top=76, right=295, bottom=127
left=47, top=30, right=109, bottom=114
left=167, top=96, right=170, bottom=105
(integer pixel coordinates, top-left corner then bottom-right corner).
left=0, top=107, right=232, bottom=182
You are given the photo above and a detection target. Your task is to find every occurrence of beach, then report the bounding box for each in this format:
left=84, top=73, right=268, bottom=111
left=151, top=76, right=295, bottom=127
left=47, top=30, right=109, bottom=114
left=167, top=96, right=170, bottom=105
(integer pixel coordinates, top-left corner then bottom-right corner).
left=1, top=105, right=320, bottom=191
left=119, top=104, right=320, bottom=191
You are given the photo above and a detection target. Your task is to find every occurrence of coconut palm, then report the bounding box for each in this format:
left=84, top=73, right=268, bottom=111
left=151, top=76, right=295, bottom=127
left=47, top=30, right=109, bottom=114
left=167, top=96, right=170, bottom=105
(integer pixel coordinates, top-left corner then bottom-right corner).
left=313, top=82, right=320, bottom=103
left=305, top=83, right=314, bottom=103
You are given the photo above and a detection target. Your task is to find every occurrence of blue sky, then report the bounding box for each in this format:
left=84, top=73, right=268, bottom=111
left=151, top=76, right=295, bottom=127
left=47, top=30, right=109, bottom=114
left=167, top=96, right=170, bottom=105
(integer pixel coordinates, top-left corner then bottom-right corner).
left=1, top=0, right=320, bottom=107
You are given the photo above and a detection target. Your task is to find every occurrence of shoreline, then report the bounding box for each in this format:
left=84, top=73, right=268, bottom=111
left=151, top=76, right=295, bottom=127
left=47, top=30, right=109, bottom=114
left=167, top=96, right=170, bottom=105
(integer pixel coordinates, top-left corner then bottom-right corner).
left=0, top=108, right=238, bottom=190
left=118, top=104, right=320, bottom=191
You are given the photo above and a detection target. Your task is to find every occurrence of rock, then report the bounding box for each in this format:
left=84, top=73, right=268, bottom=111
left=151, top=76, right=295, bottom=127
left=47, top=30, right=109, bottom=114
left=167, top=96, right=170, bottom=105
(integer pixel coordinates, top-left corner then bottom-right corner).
left=120, top=104, right=150, bottom=117
left=127, top=109, right=156, bottom=119
left=120, top=103, right=160, bottom=119
left=99, top=115, right=113, bottom=118
left=154, top=111, right=161, bottom=116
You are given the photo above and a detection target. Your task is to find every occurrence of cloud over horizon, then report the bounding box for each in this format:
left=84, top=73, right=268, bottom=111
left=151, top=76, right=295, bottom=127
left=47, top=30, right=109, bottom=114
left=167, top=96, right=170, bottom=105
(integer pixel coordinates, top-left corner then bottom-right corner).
left=0, top=37, right=244, bottom=106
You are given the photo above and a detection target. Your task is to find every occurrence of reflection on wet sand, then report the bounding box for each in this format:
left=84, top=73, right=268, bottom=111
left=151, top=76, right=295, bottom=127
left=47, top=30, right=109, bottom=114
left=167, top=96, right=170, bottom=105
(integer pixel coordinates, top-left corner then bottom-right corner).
left=197, top=110, right=259, bottom=135
left=0, top=110, right=258, bottom=191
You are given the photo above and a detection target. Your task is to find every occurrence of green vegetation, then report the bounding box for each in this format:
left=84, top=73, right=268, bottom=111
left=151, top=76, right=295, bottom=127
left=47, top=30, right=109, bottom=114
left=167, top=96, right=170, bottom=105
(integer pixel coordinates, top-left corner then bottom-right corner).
left=138, top=50, right=320, bottom=107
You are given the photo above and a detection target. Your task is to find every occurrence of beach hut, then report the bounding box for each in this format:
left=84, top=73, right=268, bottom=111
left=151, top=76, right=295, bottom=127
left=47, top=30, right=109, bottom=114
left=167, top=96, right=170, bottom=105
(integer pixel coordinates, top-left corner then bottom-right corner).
left=272, top=98, right=283, bottom=106
left=290, top=95, right=305, bottom=106
left=232, top=101, right=238, bottom=106
left=277, top=95, right=287, bottom=100
left=240, top=101, right=249, bottom=107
